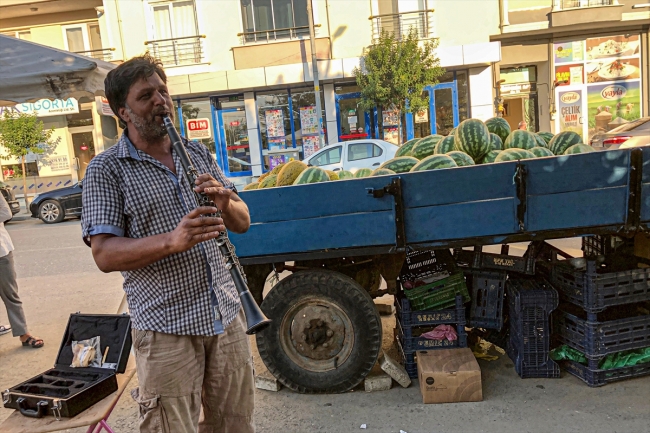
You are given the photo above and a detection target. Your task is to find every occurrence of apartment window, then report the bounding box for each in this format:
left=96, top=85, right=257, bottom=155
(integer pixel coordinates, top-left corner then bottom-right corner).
left=560, top=0, right=612, bottom=8
left=147, top=0, right=203, bottom=66
left=62, top=24, right=105, bottom=57
left=240, top=0, right=309, bottom=42
left=1, top=30, right=31, bottom=40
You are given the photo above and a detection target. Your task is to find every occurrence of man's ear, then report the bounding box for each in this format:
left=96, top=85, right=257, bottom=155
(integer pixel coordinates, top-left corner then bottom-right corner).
left=117, top=107, right=129, bottom=125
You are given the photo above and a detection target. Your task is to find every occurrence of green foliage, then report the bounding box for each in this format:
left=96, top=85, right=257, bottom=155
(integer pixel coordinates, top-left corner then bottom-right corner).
left=0, top=111, right=57, bottom=161
left=353, top=27, right=445, bottom=116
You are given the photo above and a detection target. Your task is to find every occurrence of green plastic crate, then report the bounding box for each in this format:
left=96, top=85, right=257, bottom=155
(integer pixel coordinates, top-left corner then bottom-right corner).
left=403, top=272, right=470, bottom=311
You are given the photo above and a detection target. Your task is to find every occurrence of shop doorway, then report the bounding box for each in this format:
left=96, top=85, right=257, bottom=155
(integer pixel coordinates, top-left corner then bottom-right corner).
left=410, top=82, right=460, bottom=140
left=503, top=95, right=538, bottom=133
left=69, top=126, right=95, bottom=181
left=335, top=93, right=376, bottom=141
left=216, top=107, right=251, bottom=177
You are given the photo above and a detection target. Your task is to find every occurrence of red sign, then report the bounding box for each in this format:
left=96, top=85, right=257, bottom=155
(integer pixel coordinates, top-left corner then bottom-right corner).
left=230, top=121, right=240, bottom=127
left=186, top=118, right=211, bottom=139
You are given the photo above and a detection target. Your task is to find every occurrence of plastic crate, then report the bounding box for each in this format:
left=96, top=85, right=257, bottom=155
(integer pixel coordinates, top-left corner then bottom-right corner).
left=402, top=272, right=470, bottom=311
left=454, top=247, right=535, bottom=275
left=395, top=292, right=466, bottom=327
left=396, top=318, right=467, bottom=353
left=547, top=258, right=650, bottom=313
left=400, top=248, right=456, bottom=282
left=396, top=340, right=419, bottom=379
left=467, top=270, right=507, bottom=330
left=562, top=359, right=650, bottom=387
left=507, top=278, right=560, bottom=379
left=554, top=302, right=650, bottom=359
left=582, top=235, right=634, bottom=258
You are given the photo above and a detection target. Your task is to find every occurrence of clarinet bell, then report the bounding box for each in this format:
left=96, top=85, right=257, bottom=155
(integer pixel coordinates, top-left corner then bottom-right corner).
left=240, top=291, right=271, bottom=335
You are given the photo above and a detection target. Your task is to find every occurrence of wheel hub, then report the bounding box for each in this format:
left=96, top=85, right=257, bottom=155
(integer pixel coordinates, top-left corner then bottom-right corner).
left=290, top=306, right=346, bottom=360
left=41, top=204, right=59, bottom=221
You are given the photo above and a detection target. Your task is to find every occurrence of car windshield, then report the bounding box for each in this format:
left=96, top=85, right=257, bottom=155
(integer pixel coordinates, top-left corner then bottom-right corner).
left=608, top=118, right=650, bottom=133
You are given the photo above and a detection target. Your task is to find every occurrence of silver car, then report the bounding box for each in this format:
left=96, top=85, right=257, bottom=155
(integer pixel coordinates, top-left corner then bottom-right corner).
left=590, top=117, right=650, bottom=149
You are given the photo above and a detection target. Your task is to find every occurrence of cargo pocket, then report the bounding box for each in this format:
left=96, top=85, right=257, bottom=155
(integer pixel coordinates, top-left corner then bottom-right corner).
left=131, top=387, right=169, bottom=433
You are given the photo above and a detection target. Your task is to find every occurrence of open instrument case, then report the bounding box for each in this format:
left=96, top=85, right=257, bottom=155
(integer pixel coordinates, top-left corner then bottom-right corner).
left=2, top=313, right=131, bottom=419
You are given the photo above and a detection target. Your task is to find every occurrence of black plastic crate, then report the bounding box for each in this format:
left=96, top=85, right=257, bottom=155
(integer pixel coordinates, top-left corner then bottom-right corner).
left=466, top=270, right=507, bottom=330
left=582, top=235, right=634, bottom=258
left=396, top=318, right=467, bottom=353
left=395, top=292, right=466, bottom=327
left=454, top=246, right=535, bottom=275
left=507, top=278, right=560, bottom=378
left=547, top=258, right=650, bottom=313
left=562, top=359, right=650, bottom=387
left=400, top=248, right=456, bottom=282
left=554, top=302, right=650, bottom=359
left=396, top=339, right=419, bottom=379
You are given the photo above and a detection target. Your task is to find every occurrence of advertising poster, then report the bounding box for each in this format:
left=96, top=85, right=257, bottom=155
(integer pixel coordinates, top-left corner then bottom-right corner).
left=586, top=58, right=641, bottom=83
left=554, top=41, right=584, bottom=64
left=383, top=127, right=399, bottom=145
left=415, top=109, right=428, bottom=124
left=382, top=110, right=399, bottom=126
left=268, top=138, right=286, bottom=151
left=265, top=109, right=285, bottom=138
left=302, top=135, right=321, bottom=159
left=554, top=64, right=584, bottom=86
left=269, top=155, right=287, bottom=170
left=587, top=81, right=641, bottom=137
left=558, top=89, right=583, bottom=137
left=586, top=34, right=640, bottom=60
left=299, top=106, right=319, bottom=135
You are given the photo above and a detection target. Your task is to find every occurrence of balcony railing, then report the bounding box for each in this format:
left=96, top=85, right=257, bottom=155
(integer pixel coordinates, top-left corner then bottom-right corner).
left=144, top=35, right=205, bottom=67
left=237, top=24, right=320, bottom=45
left=369, top=9, right=435, bottom=42
left=558, top=0, right=615, bottom=9
left=74, top=48, right=116, bottom=62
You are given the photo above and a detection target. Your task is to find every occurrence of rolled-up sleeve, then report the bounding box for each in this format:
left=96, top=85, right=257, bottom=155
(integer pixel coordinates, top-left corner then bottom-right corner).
left=81, top=159, right=125, bottom=247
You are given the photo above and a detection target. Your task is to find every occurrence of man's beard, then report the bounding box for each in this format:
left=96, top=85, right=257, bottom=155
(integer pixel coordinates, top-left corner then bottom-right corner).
left=124, top=104, right=173, bottom=143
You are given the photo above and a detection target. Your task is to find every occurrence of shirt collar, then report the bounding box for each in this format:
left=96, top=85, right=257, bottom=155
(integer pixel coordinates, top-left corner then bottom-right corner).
left=116, top=131, right=143, bottom=161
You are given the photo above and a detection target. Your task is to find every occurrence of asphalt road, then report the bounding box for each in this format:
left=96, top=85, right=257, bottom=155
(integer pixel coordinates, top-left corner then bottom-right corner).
left=1, top=216, right=649, bottom=433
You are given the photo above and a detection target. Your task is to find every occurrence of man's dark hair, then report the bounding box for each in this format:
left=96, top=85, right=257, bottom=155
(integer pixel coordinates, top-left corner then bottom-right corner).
left=104, top=53, right=167, bottom=124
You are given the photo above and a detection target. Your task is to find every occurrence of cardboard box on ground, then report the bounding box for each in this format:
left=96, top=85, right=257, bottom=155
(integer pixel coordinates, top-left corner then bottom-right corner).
left=417, top=348, right=482, bottom=404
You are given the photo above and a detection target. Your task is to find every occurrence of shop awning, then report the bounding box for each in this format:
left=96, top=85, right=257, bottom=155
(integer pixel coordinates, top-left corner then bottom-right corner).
left=0, top=35, right=116, bottom=106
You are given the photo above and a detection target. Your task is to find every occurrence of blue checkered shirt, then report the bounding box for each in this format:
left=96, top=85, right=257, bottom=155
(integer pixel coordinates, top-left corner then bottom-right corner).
left=81, top=132, right=241, bottom=335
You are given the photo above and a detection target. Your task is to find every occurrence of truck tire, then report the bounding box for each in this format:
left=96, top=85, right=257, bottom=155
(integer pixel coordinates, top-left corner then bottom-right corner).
left=256, top=269, right=382, bottom=393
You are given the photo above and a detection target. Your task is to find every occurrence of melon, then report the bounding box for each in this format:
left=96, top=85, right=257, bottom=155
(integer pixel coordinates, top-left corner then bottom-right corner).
left=243, top=182, right=260, bottom=191
left=495, top=148, right=535, bottom=162
left=530, top=147, right=554, bottom=158
left=564, top=144, right=595, bottom=155
left=533, top=133, right=547, bottom=148
left=258, top=174, right=278, bottom=188
left=489, top=133, right=503, bottom=151
left=338, top=170, right=354, bottom=180
left=396, top=138, right=421, bottom=158
left=410, top=154, right=458, bottom=172
left=446, top=151, right=475, bottom=167
left=325, top=170, right=339, bottom=180
left=480, top=150, right=501, bottom=164
left=485, top=117, right=511, bottom=143
left=411, top=134, right=444, bottom=160
left=370, top=168, right=397, bottom=177
left=548, top=131, right=582, bottom=155
left=538, top=132, right=554, bottom=145
left=504, top=130, right=537, bottom=150
left=293, top=167, right=330, bottom=185
left=276, top=160, right=308, bottom=186
left=448, top=127, right=457, bottom=136
left=434, top=136, right=456, bottom=155
left=354, top=168, right=373, bottom=178
left=454, top=119, right=491, bottom=161
left=379, top=156, right=420, bottom=173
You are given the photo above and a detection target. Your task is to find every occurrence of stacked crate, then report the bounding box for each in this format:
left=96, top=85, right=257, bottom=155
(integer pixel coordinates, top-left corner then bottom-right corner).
left=547, top=255, right=650, bottom=386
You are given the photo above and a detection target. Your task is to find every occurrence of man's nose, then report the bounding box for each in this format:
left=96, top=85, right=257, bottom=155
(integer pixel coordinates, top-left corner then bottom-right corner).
left=152, top=91, right=167, bottom=105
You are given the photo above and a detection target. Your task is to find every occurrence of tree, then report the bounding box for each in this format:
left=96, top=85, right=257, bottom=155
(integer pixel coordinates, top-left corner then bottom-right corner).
left=353, top=27, right=446, bottom=144
left=0, top=111, right=58, bottom=208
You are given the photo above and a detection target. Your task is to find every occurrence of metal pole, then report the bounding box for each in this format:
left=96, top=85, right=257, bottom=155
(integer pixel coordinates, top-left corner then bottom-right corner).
left=306, top=0, right=325, bottom=147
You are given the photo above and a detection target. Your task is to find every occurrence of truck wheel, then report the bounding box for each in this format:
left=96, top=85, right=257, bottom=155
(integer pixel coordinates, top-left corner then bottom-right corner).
left=256, top=269, right=382, bottom=393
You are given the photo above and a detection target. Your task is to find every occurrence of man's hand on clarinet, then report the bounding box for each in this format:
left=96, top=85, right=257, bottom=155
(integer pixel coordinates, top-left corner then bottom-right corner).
left=168, top=206, right=224, bottom=253
left=194, top=174, right=232, bottom=213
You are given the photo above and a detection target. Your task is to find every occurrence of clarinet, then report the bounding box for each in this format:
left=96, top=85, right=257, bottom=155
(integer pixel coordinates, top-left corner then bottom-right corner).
left=163, top=116, right=271, bottom=335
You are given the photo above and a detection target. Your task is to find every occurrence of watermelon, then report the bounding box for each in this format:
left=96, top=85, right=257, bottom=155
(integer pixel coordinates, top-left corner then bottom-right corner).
left=411, top=134, right=444, bottom=160
left=538, top=132, right=554, bottom=145
left=446, top=151, right=475, bottom=167
left=370, top=168, right=397, bottom=177
left=480, top=150, right=501, bottom=164
left=434, top=136, right=455, bottom=154
left=454, top=119, right=491, bottom=161
left=504, top=130, right=537, bottom=150
left=354, top=168, right=373, bottom=178
left=293, top=167, right=330, bottom=185
left=548, top=131, right=582, bottom=155
left=564, top=144, right=595, bottom=155
left=258, top=174, right=278, bottom=188
left=410, top=154, right=458, bottom=172
left=489, top=133, right=503, bottom=151
left=380, top=156, right=420, bottom=173
left=495, top=148, right=535, bottom=162
left=530, top=147, right=554, bottom=158
left=448, top=127, right=457, bottom=136
left=533, top=133, right=547, bottom=148
left=276, top=160, right=308, bottom=186
left=485, top=117, right=511, bottom=143
left=338, top=170, right=354, bottom=180
left=396, top=138, right=421, bottom=157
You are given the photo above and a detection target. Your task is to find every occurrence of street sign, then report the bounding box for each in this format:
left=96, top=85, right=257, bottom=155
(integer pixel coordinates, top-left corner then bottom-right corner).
left=186, top=118, right=211, bottom=140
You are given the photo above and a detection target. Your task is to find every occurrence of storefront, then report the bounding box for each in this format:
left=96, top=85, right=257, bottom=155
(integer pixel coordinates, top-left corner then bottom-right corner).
left=499, top=66, right=539, bottom=133
left=0, top=97, right=119, bottom=197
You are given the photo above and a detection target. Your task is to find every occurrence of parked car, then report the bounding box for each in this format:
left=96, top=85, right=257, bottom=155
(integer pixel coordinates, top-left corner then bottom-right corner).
left=0, top=181, right=21, bottom=220
left=29, top=180, right=83, bottom=224
left=607, top=135, right=650, bottom=150
left=302, top=139, right=400, bottom=173
left=590, top=117, right=650, bottom=148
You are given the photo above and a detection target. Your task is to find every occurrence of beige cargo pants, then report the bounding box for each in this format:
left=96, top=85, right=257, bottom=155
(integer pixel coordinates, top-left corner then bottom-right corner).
left=130, top=310, right=255, bottom=433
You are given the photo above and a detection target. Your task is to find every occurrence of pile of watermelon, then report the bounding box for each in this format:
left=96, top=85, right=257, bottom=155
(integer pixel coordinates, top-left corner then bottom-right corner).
left=242, top=117, right=594, bottom=190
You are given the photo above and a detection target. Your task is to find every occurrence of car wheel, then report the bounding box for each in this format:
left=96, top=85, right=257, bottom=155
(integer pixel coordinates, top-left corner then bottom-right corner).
left=39, top=200, right=65, bottom=224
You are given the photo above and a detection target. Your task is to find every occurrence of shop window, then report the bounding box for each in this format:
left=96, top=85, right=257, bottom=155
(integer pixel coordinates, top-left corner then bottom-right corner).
left=290, top=86, right=327, bottom=158
left=177, top=99, right=216, bottom=154
left=311, top=146, right=341, bottom=166
left=455, top=71, right=470, bottom=122
left=66, top=110, right=94, bottom=128
left=257, top=90, right=293, bottom=170
left=2, top=162, right=39, bottom=179
left=348, top=143, right=382, bottom=161
left=335, top=83, right=361, bottom=95
left=240, top=0, right=309, bottom=42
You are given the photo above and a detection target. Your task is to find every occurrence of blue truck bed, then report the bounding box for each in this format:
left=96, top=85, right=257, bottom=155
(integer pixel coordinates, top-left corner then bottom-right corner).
left=232, top=148, right=650, bottom=265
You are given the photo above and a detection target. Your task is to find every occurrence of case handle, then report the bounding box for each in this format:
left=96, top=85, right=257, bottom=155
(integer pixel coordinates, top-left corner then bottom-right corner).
left=16, top=398, right=49, bottom=418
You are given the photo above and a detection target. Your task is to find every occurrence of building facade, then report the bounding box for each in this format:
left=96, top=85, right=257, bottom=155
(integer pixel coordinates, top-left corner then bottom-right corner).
left=492, top=0, right=649, bottom=143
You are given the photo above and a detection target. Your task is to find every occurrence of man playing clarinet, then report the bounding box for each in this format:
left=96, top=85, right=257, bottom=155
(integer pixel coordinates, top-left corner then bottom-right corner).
left=81, top=54, right=255, bottom=433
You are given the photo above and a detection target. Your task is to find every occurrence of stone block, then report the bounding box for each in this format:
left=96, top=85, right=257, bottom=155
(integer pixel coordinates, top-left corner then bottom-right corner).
left=255, top=373, right=282, bottom=392
left=379, top=351, right=411, bottom=388
left=364, top=372, right=392, bottom=392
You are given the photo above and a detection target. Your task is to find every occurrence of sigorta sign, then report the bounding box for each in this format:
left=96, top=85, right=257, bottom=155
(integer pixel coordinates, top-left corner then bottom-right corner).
left=0, top=98, right=79, bottom=118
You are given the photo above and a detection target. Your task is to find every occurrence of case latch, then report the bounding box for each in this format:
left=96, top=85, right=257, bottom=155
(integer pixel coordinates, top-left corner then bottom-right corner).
left=52, top=398, right=62, bottom=421
left=2, top=389, right=10, bottom=405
